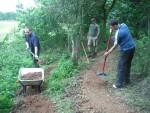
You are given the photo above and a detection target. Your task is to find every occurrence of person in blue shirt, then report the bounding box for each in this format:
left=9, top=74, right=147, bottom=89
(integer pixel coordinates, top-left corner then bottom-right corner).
left=24, top=27, right=41, bottom=67
left=104, top=20, right=135, bottom=88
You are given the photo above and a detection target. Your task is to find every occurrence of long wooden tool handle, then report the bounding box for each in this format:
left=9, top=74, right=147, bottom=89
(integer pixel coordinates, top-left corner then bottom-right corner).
left=106, top=31, right=113, bottom=51
left=81, top=42, right=90, bottom=64
left=102, top=31, right=113, bottom=72
left=102, top=56, right=107, bottom=73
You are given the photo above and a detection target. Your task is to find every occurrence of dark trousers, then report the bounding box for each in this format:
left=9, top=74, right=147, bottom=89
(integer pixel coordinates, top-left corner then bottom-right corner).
left=116, top=48, right=135, bottom=87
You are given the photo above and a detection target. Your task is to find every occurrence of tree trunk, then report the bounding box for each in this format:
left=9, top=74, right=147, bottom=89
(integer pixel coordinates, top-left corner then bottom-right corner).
left=71, top=35, right=79, bottom=65
left=67, top=29, right=72, bottom=52
left=148, top=19, right=150, bottom=36
left=100, top=0, right=116, bottom=41
left=101, top=17, right=107, bottom=41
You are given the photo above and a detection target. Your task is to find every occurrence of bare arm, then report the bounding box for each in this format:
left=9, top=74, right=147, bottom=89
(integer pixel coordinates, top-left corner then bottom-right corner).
left=34, top=46, right=38, bottom=56
left=25, top=42, right=29, bottom=49
left=104, top=43, right=117, bottom=56
left=104, top=29, right=119, bottom=56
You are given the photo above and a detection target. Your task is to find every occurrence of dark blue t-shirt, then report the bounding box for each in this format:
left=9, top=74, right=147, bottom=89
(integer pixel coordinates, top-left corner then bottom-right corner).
left=25, top=33, right=40, bottom=53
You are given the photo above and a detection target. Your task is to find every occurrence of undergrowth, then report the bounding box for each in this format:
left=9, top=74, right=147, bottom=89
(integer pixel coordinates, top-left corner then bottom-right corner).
left=43, top=54, right=87, bottom=113
left=0, top=35, right=33, bottom=112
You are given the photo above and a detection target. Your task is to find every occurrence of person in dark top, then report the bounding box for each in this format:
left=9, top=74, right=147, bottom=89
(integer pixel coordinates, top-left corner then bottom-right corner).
left=104, top=20, right=135, bottom=88
left=24, top=27, right=40, bottom=67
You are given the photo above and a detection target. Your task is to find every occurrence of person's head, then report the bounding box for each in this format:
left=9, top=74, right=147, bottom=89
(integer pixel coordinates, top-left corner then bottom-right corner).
left=24, top=27, right=32, bottom=36
left=110, top=19, right=118, bottom=31
left=91, top=18, right=96, bottom=24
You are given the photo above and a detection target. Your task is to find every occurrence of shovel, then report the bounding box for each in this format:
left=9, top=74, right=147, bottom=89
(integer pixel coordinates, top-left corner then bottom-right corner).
left=96, top=55, right=108, bottom=76
left=27, top=49, right=42, bottom=65
left=96, top=31, right=113, bottom=77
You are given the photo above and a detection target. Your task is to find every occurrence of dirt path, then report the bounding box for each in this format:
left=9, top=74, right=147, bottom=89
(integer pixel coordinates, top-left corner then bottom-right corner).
left=11, top=95, right=55, bottom=113
left=11, top=53, right=139, bottom=113
left=74, top=53, right=139, bottom=113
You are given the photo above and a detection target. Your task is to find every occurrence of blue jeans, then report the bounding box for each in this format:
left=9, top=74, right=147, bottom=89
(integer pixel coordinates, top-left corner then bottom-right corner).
left=115, top=48, right=135, bottom=87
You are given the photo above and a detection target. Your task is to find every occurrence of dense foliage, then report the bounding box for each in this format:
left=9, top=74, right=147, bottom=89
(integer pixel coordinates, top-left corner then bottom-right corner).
left=109, top=0, right=149, bottom=38
left=47, top=55, right=77, bottom=95
left=0, top=0, right=149, bottom=112
left=0, top=33, right=32, bottom=112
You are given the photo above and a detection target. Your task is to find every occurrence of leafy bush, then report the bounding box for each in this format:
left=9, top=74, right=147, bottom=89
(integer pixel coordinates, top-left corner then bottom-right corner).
left=131, top=36, right=150, bottom=111
left=41, top=48, right=66, bottom=65
left=47, top=55, right=76, bottom=95
left=132, top=35, right=150, bottom=76
left=0, top=35, right=32, bottom=113
left=0, top=95, right=13, bottom=113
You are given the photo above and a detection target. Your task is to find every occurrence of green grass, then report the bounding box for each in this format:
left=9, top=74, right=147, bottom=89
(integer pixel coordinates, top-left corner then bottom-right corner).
left=0, top=37, right=33, bottom=113
left=43, top=55, right=87, bottom=113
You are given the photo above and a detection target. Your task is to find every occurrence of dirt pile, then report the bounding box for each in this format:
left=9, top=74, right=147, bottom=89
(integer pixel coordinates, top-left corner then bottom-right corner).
left=11, top=95, right=55, bottom=113
left=21, top=72, right=42, bottom=80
